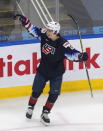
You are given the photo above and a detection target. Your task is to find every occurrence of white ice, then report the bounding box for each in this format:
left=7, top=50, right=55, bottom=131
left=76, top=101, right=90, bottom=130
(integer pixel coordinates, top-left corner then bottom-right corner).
left=0, top=90, right=103, bottom=131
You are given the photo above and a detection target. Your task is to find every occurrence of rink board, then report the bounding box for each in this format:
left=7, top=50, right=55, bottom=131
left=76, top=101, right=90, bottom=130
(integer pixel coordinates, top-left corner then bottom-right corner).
left=0, top=35, right=103, bottom=99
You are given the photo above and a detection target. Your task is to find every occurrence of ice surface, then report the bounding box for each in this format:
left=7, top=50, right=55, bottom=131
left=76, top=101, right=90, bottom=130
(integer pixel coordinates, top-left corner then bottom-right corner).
left=0, top=90, right=103, bottom=131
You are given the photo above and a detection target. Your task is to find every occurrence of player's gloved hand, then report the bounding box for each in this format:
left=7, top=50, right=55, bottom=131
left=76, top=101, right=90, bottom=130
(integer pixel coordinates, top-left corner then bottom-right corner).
left=78, top=52, right=88, bottom=62
left=14, top=14, right=30, bottom=26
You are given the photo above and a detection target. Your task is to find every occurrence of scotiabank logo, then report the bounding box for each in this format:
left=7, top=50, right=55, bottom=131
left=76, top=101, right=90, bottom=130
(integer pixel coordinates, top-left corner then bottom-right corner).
left=0, top=48, right=100, bottom=77
left=0, top=53, right=40, bottom=77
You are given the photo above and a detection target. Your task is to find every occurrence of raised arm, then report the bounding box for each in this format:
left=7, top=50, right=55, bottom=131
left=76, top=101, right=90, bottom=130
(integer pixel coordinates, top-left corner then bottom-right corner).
left=63, top=41, right=88, bottom=62
left=14, top=14, right=41, bottom=39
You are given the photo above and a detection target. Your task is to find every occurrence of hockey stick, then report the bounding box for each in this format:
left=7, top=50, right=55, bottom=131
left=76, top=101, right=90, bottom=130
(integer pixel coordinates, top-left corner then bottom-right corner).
left=68, top=14, right=93, bottom=98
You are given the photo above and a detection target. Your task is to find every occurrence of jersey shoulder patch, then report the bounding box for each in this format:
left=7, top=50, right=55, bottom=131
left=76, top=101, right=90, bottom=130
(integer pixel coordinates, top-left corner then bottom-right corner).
left=41, top=28, right=47, bottom=33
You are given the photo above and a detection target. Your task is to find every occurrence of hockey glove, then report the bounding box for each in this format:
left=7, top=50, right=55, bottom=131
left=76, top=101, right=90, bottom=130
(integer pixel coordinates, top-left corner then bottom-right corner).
left=14, top=14, right=30, bottom=26
left=78, top=52, right=88, bottom=62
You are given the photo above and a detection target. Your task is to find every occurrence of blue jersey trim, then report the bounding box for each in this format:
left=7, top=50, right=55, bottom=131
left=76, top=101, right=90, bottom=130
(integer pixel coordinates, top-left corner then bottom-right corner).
left=0, top=33, right=103, bottom=47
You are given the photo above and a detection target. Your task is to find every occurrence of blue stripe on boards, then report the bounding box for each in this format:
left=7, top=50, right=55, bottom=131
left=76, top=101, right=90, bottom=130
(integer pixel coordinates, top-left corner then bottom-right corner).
left=0, top=34, right=103, bottom=47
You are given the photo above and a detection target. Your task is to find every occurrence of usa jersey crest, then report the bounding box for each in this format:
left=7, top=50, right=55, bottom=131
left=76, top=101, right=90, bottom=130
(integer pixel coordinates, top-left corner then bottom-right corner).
left=42, top=43, right=55, bottom=55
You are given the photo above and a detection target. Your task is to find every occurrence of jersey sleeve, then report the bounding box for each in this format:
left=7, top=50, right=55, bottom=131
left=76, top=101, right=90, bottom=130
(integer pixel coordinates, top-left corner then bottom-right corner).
left=25, top=23, right=41, bottom=39
left=63, top=41, right=81, bottom=61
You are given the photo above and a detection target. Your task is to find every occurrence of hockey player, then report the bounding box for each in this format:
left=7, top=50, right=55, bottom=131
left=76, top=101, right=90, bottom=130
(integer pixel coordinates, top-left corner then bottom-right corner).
left=15, top=14, right=88, bottom=126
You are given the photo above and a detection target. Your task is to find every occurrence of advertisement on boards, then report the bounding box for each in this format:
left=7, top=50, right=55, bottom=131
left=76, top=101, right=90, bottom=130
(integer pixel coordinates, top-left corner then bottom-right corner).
left=0, top=37, right=102, bottom=89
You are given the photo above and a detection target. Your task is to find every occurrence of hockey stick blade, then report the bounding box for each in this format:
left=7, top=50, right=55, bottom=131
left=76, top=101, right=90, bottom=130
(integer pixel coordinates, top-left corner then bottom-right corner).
left=68, top=14, right=79, bottom=25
